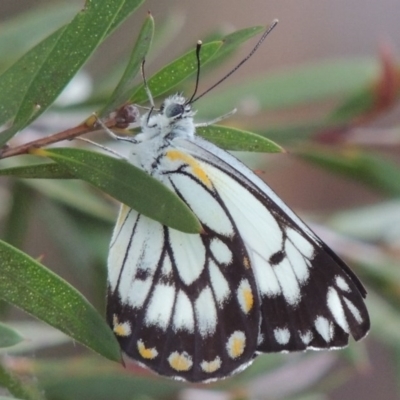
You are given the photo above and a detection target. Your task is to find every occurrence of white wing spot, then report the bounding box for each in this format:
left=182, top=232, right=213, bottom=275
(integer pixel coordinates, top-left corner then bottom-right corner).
left=201, top=356, right=222, bottom=373
left=253, top=252, right=281, bottom=297
left=335, top=276, right=350, bottom=292
left=285, top=239, right=310, bottom=283
left=274, top=258, right=301, bottom=305
left=298, top=330, right=313, bottom=345
left=209, top=260, right=230, bottom=306
left=145, top=284, right=175, bottom=329
left=274, top=327, right=291, bottom=345
left=315, top=316, right=333, bottom=342
left=173, top=290, right=194, bottom=332
left=210, top=238, right=233, bottom=265
left=195, top=286, right=217, bottom=337
left=226, top=331, right=246, bottom=359
left=169, top=230, right=206, bottom=286
left=344, top=298, right=363, bottom=323
left=286, top=228, right=314, bottom=259
left=327, top=287, right=349, bottom=333
left=127, top=278, right=152, bottom=309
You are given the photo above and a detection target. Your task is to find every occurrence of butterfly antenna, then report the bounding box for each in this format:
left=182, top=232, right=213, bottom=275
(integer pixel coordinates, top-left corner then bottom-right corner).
left=186, top=40, right=203, bottom=104
left=192, top=19, right=278, bottom=104
left=141, top=59, right=155, bottom=123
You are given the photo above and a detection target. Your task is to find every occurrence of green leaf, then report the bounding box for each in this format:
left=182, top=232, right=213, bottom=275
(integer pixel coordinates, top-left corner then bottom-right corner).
left=0, top=321, right=70, bottom=354
left=34, top=358, right=181, bottom=400
left=197, top=125, right=284, bottom=152
left=129, top=25, right=267, bottom=105
left=0, top=157, right=115, bottom=220
left=100, top=12, right=154, bottom=116
left=130, top=41, right=223, bottom=103
left=0, top=3, right=79, bottom=67
left=0, top=27, right=65, bottom=138
left=328, top=87, right=375, bottom=122
left=255, top=121, right=334, bottom=145
left=2, top=181, right=33, bottom=249
left=0, top=322, right=24, bottom=348
left=0, top=0, right=144, bottom=142
left=0, top=240, right=121, bottom=362
left=25, top=179, right=116, bottom=222
left=31, top=147, right=201, bottom=233
left=0, top=162, right=74, bottom=179
left=197, top=58, right=379, bottom=119
left=297, top=147, right=400, bottom=196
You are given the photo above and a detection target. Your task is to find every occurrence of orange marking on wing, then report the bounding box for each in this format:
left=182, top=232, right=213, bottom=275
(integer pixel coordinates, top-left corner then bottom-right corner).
left=166, top=150, right=212, bottom=188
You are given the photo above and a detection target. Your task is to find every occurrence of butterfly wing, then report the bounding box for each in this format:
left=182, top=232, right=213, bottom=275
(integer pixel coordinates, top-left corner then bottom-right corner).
left=107, top=135, right=369, bottom=382
left=177, top=135, right=370, bottom=350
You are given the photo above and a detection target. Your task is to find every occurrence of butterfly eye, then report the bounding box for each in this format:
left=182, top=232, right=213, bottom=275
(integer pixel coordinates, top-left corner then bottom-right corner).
left=165, top=103, right=184, bottom=118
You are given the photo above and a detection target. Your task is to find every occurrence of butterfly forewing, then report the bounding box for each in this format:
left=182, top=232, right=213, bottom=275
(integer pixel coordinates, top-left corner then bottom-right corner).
left=182, top=137, right=369, bottom=352
left=107, top=94, right=369, bottom=382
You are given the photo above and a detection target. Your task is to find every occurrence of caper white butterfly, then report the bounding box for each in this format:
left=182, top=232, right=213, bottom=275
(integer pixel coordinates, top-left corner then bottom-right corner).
left=106, top=21, right=369, bottom=382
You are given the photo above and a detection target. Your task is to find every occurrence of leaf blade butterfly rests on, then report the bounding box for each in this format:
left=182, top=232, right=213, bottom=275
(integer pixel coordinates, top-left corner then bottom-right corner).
left=106, top=20, right=370, bottom=382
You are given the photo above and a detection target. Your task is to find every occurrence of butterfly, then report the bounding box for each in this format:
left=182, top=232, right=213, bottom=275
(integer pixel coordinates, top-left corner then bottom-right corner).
left=106, top=23, right=370, bottom=383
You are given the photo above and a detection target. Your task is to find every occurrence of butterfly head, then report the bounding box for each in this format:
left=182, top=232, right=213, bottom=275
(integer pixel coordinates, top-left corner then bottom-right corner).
left=160, top=94, right=195, bottom=120
left=141, top=94, right=196, bottom=140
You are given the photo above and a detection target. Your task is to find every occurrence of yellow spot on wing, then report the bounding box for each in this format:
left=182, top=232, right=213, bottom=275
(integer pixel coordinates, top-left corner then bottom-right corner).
left=227, top=331, right=246, bottom=359
left=137, top=340, right=158, bottom=359
left=168, top=351, right=193, bottom=371
left=166, top=150, right=212, bottom=188
left=201, top=356, right=221, bottom=373
left=241, top=286, right=254, bottom=313
left=113, top=315, right=132, bottom=337
left=243, top=257, right=250, bottom=269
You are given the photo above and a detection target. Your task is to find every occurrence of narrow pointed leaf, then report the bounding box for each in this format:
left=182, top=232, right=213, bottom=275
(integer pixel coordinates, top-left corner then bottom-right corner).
left=0, top=162, right=74, bottom=179
left=30, top=148, right=201, bottom=233
left=0, top=3, right=78, bottom=64
left=0, top=322, right=24, bottom=348
left=0, top=0, right=144, bottom=142
left=100, top=13, right=154, bottom=116
left=0, top=240, right=121, bottom=362
left=0, top=27, right=65, bottom=137
left=197, top=125, right=283, bottom=152
left=26, top=179, right=115, bottom=221
left=198, top=58, right=379, bottom=118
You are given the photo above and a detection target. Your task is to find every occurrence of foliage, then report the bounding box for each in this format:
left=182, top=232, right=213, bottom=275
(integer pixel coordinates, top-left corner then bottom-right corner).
left=0, top=1, right=400, bottom=399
